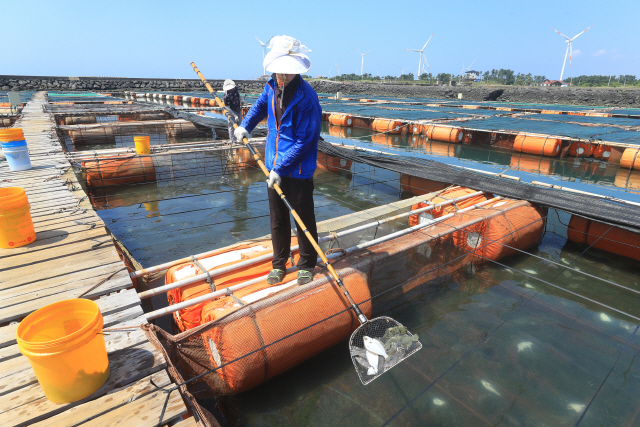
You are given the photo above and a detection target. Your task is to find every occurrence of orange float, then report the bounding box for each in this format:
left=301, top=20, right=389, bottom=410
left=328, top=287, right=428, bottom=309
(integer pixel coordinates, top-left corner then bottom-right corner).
left=83, top=156, right=156, bottom=188
left=316, top=151, right=352, bottom=172
left=567, top=216, right=640, bottom=262
left=328, top=114, right=353, bottom=127
left=568, top=141, right=595, bottom=157
left=408, top=187, right=489, bottom=227
left=513, top=134, right=561, bottom=157
left=451, top=199, right=546, bottom=261
left=199, top=266, right=371, bottom=395
left=593, top=144, right=612, bottom=161
left=423, top=125, right=463, bottom=143
left=619, top=148, right=640, bottom=170
left=200, top=98, right=209, bottom=105
left=371, top=119, right=403, bottom=134
left=540, top=110, right=562, bottom=115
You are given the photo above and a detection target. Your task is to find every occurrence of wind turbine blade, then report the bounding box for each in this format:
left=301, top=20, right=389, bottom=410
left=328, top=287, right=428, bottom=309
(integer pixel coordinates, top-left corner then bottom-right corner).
left=255, top=36, right=265, bottom=45
left=569, top=42, right=572, bottom=67
left=353, top=48, right=363, bottom=55
left=364, top=49, right=374, bottom=55
left=421, top=34, right=433, bottom=51
left=552, top=28, right=571, bottom=40
left=571, top=25, right=593, bottom=41
left=404, top=49, right=420, bottom=52
left=469, top=59, right=476, bottom=68
left=423, top=54, right=430, bottom=70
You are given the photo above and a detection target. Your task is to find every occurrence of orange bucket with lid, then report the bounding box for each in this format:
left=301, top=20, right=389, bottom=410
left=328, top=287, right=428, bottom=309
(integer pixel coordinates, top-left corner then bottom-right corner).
left=0, top=128, right=25, bottom=142
left=0, top=187, right=36, bottom=248
left=17, top=299, right=110, bottom=403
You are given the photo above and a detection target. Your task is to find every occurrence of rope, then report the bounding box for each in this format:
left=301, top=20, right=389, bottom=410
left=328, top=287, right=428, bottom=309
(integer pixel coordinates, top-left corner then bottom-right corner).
left=77, top=266, right=128, bottom=298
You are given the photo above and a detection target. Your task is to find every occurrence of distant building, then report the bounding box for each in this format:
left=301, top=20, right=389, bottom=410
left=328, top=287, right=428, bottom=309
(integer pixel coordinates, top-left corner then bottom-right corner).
left=464, top=70, right=481, bottom=80
left=541, top=79, right=562, bottom=86
left=257, top=75, right=270, bottom=81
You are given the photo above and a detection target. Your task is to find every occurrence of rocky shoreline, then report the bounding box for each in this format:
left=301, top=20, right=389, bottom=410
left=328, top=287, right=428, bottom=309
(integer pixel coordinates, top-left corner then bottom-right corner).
left=2, top=75, right=638, bottom=108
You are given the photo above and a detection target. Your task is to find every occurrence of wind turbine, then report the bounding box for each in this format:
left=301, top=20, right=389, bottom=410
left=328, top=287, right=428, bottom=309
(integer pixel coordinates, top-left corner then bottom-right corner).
left=334, top=63, right=343, bottom=76
left=255, top=35, right=275, bottom=75
left=461, top=59, right=476, bottom=80
left=552, top=25, right=593, bottom=82
left=404, top=34, right=433, bottom=79
left=353, top=48, right=374, bottom=78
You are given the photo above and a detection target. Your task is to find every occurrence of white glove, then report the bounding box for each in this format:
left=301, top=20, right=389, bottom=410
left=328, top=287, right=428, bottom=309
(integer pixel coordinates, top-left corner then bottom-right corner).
left=234, top=126, right=249, bottom=142
left=267, top=170, right=281, bottom=189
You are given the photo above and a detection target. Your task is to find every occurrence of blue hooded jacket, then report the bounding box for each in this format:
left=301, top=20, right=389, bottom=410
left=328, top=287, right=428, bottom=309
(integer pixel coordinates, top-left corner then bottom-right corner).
left=240, top=76, right=322, bottom=179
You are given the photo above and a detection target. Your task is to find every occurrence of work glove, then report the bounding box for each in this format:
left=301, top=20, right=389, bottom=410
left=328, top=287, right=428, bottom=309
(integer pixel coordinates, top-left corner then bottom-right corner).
left=267, top=170, right=281, bottom=189
left=234, top=126, right=249, bottom=143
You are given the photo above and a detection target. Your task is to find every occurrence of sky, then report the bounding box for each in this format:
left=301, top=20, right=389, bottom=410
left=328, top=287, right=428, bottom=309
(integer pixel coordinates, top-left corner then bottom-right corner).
left=3, top=0, right=639, bottom=81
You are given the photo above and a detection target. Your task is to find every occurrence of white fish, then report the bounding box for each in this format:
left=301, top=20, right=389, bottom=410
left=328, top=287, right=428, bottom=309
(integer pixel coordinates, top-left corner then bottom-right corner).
left=363, top=336, right=388, bottom=376
left=433, top=398, right=445, bottom=406
left=481, top=380, right=501, bottom=396
left=517, top=341, right=533, bottom=352
left=525, top=283, right=535, bottom=289
left=600, top=313, right=612, bottom=322
left=568, top=403, right=586, bottom=413
left=523, top=269, right=537, bottom=275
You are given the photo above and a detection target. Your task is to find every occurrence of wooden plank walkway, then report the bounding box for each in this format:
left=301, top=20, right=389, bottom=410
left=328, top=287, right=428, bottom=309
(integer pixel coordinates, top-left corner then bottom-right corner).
left=0, top=92, right=190, bottom=426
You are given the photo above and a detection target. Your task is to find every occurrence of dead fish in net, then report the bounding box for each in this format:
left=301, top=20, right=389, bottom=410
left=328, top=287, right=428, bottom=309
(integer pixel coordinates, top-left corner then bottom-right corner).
left=350, top=348, right=371, bottom=371
left=383, top=334, right=420, bottom=352
left=364, top=336, right=388, bottom=375
left=383, top=347, right=406, bottom=370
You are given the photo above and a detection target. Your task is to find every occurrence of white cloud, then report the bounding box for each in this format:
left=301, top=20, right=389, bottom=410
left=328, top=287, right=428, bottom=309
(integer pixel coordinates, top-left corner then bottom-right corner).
left=572, top=49, right=582, bottom=57
left=593, top=49, right=607, bottom=56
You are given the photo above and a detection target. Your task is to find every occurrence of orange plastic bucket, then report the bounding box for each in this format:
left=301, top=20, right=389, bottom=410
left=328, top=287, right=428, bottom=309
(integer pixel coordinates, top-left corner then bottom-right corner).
left=0, top=187, right=36, bottom=248
left=133, top=136, right=151, bottom=155
left=0, top=127, right=25, bottom=142
left=16, top=299, right=110, bottom=403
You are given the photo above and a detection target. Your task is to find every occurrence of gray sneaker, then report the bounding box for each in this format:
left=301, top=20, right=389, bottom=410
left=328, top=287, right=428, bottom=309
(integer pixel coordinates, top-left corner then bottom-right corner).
left=297, top=269, right=314, bottom=285
left=267, top=269, right=285, bottom=285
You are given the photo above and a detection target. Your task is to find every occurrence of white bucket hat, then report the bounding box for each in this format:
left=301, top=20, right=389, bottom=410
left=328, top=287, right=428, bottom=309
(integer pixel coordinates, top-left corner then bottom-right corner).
left=223, top=79, right=236, bottom=92
left=263, top=35, right=311, bottom=74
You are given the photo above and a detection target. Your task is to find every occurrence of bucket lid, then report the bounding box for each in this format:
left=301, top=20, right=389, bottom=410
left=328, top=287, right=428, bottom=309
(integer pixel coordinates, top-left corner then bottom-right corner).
left=0, top=187, right=29, bottom=210
left=0, top=128, right=25, bottom=142
left=133, top=136, right=150, bottom=142
left=1, top=140, right=27, bottom=148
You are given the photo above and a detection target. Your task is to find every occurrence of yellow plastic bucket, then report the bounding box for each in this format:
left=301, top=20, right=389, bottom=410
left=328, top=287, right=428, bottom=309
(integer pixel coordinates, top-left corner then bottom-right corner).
left=17, top=299, right=110, bottom=403
left=0, top=187, right=36, bottom=248
left=134, top=136, right=151, bottom=155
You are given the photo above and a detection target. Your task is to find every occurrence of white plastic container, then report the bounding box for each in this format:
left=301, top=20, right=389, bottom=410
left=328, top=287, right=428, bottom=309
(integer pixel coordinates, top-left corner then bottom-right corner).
left=1, top=141, right=32, bottom=171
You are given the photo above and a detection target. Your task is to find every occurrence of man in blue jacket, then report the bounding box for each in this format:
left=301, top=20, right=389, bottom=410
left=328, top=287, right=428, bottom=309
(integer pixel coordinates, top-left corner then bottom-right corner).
left=234, top=36, right=322, bottom=285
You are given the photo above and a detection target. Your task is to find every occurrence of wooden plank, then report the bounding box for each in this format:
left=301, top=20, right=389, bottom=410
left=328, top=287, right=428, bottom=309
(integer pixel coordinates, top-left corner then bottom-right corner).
left=81, top=384, right=187, bottom=427
left=0, top=340, right=166, bottom=427
left=0, top=244, right=120, bottom=286
left=0, top=226, right=109, bottom=258
left=0, top=260, right=125, bottom=293
left=0, top=304, right=143, bottom=364
left=0, top=273, right=134, bottom=324
left=30, top=370, right=174, bottom=427
left=58, top=119, right=190, bottom=131
left=173, top=416, right=199, bottom=426
left=0, top=316, right=148, bottom=396
left=0, top=228, right=111, bottom=266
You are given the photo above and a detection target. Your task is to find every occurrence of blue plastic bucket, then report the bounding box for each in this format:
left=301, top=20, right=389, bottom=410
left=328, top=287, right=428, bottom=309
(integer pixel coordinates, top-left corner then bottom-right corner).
left=1, top=140, right=32, bottom=171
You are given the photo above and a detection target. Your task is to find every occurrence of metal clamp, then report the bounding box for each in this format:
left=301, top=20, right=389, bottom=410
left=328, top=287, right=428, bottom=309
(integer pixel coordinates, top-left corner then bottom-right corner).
left=192, top=256, right=214, bottom=292
left=226, top=287, right=246, bottom=306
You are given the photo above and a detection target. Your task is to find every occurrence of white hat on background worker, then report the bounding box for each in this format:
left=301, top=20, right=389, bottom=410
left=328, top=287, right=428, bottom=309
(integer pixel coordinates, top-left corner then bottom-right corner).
left=223, top=79, right=236, bottom=92
left=263, top=35, right=311, bottom=74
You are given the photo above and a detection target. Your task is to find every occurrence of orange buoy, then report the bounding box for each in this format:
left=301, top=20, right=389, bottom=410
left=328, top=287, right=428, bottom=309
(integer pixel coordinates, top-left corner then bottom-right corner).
left=593, top=144, right=612, bottom=161
left=200, top=98, right=209, bottom=105
left=409, top=124, right=423, bottom=135
left=199, top=267, right=371, bottom=395
left=568, top=141, right=595, bottom=157
left=614, top=168, right=640, bottom=190
left=451, top=199, right=546, bottom=261
left=513, top=134, right=561, bottom=157
left=568, top=111, right=586, bottom=116
left=371, top=119, right=403, bottom=134
left=423, top=125, right=464, bottom=143
left=567, top=216, right=640, bottom=262
left=328, top=114, right=353, bottom=127
left=208, top=99, right=216, bottom=106
left=540, top=109, right=562, bottom=115
left=400, top=174, right=449, bottom=196
left=316, top=151, right=352, bottom=172
left=619, top=148, right=640, bottom=170
left=83, top=156, right=156, bottom=188
left=408, top=187, right=489, bottom=227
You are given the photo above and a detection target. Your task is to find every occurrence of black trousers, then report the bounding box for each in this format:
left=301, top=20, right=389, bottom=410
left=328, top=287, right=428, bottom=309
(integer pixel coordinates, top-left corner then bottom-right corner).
left=268, top=177, right=318, bottom=271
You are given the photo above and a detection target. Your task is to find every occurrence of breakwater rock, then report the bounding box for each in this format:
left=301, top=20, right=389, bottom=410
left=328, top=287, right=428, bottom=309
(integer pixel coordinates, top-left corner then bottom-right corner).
left=308, top=81, right=640, bottom=108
